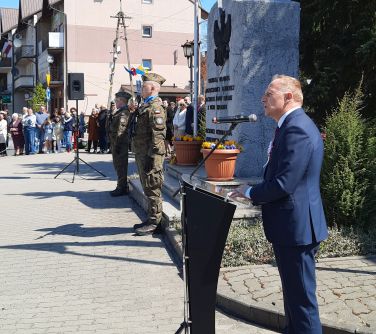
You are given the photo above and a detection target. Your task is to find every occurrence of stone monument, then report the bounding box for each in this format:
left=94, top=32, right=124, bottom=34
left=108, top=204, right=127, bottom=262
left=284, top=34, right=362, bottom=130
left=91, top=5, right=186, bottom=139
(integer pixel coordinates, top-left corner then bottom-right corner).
left=205, top=0, right=300, bottom=178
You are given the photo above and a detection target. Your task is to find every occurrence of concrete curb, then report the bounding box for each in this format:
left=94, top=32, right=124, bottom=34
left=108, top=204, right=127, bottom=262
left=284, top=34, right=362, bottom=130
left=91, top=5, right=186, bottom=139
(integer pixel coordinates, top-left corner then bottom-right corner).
left=129, top=182, right=373, bottom=334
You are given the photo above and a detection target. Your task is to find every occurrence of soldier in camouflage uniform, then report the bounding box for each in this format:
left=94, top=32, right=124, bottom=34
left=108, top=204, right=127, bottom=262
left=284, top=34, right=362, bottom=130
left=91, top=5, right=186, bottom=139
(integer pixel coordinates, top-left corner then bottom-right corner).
left=109, top=91, right=131, bottom=197
left=132, top=73, right=166, bottom=236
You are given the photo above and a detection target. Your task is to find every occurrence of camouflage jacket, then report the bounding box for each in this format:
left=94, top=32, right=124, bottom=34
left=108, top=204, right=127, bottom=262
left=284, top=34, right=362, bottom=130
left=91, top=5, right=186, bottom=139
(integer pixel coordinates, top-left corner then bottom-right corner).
left=109, top=106, right=130, bottom=143
left=132, top=98, right=166, bottom=157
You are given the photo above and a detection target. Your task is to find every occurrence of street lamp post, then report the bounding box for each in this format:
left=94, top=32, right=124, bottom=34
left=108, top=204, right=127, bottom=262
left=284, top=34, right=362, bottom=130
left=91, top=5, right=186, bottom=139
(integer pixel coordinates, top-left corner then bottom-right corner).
left=181, top=40, right=194, bottom=102
left=9, top=34, right=22, bottom=114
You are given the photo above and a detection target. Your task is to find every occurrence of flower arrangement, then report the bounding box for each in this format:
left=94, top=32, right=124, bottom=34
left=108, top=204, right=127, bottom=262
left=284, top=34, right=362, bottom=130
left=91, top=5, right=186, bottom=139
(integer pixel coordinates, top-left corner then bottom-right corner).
left=172, top=135, right=203, bottom=166
left=201, top=140, right=243, bottom=151
left=173, top=135, right=203, bottom=142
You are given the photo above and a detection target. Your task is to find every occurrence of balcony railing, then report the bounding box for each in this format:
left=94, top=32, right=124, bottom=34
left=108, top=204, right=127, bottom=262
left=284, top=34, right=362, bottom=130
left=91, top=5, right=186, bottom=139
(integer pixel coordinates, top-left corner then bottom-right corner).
left=0, top=58, right=11, bottom=68
left=14, top=45, right=36, bottom=64
left=50, top=64, right=63, bottom=82
left=14, top=75, right=35, bottom=90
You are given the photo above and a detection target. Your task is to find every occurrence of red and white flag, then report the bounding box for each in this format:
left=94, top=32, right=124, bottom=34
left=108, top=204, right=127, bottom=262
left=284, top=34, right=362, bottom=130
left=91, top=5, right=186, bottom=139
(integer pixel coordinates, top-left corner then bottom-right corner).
left=2, top=41, right=12, bottom=58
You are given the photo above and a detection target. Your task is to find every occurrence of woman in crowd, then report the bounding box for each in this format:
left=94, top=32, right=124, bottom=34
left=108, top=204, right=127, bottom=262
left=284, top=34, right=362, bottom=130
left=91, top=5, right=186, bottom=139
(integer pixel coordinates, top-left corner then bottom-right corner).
left=63, top=112, right=74, bottom=152
left=9, top=113, right=24, bottom=156
left=0, top=112, right=7, bottom=156
left=53, top=116, right=64, bottom=153
left=165, top=101, right=176, bottom=156
left=43, top=118, right=55, bottom=154
left=23, top=108, right=37, bottom=155
left=173, top=100, right=187, bottom=137
left=86, top=108, right=99, bottom=153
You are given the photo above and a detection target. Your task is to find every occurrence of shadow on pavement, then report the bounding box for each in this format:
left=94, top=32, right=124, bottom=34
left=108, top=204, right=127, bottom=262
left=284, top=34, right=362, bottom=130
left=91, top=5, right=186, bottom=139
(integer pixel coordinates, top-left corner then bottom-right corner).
left=10, top=189, right=143, bottom=213
left=0, top=176, right=31, bottom=179
left=317, top=265, right=376, bottom=275
left=35, top=223, right=133, bottom=239
left=0, top=239, right=174, bottom=267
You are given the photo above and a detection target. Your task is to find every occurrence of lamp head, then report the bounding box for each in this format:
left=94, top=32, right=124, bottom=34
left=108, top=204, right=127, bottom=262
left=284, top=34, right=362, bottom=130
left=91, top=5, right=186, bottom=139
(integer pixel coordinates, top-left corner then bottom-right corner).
left=13, top=36, right=22, bottom=48
left=47, top=55, right=54, bottom=64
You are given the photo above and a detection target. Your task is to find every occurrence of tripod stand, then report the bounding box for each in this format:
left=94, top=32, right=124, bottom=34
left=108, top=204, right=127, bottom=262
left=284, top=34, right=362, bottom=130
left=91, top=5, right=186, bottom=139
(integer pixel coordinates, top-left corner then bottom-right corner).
left=54, top=100, right=106, bottom=183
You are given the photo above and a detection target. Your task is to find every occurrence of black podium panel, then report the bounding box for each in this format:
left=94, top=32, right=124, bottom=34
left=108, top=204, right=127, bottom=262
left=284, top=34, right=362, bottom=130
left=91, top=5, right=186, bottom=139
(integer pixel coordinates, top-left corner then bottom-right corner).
left=184, top=185, right=236, bottom=334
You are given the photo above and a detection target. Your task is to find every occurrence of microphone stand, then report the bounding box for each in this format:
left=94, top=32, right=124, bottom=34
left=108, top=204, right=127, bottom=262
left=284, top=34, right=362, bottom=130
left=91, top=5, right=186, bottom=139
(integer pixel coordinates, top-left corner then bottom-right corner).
left=174, top=121, right=239, bottom=333
left=189, top=121, right=239, bottom=180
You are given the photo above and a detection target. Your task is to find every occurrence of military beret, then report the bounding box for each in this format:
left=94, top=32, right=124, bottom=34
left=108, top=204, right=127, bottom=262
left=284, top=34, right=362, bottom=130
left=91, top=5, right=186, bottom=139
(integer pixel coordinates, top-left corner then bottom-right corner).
left=115, top=91, right=129, bottom=99
left=142, top=72, right=166, bottom=86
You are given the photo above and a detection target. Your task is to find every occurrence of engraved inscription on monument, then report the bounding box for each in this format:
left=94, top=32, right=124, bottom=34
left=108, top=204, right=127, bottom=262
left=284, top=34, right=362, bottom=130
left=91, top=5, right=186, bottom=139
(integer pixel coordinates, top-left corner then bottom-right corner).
left=205, top=75, right=234, bottom=139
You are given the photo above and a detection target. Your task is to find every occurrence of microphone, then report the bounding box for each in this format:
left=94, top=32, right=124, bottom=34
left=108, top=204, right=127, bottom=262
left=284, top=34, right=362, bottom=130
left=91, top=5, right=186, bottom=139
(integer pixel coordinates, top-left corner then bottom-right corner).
left=212, top=114, right=257, bottom=124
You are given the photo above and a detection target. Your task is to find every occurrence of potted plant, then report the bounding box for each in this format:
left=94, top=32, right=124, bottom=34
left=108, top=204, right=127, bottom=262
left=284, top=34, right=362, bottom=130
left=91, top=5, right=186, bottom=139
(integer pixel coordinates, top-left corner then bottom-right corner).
left=200, top=140, right=241, bottom=181
left=172, top=135, right=203, bottom=166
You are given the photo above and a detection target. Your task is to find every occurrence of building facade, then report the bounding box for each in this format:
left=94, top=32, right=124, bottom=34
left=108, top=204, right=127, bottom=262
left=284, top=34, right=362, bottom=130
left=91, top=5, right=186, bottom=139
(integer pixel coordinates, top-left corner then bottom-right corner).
left=0, top=0, right=206, bottom=114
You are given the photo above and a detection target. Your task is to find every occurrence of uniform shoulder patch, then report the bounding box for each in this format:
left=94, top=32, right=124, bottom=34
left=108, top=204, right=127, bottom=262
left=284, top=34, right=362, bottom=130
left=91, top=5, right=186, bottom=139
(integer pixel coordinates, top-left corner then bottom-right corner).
left=155, top=117, right=164, bottom=125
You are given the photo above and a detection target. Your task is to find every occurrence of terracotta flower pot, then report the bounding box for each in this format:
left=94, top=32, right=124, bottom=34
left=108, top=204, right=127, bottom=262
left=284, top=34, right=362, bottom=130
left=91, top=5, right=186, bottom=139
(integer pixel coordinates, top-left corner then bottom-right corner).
left=173, top=140, right=203, bottom=166
left=201, top=148, right=240, bottom=181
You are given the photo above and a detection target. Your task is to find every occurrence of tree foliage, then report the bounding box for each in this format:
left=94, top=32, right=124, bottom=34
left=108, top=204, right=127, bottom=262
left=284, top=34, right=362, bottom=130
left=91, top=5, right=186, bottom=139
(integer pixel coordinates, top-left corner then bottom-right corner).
left=321, top=84, right=375, bottom=227
left=299, top=0, right=376, bottom=124
left=30, top=83, right=46, bottom=111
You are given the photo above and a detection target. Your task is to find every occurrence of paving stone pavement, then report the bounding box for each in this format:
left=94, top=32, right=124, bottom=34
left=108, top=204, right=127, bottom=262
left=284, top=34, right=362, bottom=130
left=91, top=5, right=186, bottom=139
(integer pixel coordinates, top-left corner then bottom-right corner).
left=0, top=152, right=276, bottom=334
left=218, top=255, right=376, bottom=332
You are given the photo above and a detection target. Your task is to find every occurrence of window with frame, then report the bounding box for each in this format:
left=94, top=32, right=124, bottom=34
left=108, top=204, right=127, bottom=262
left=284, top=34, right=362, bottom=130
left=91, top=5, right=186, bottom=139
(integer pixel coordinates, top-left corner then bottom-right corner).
left=142, top=25, right=152, bottom=38
left=142, top=59, right=152, bottom=71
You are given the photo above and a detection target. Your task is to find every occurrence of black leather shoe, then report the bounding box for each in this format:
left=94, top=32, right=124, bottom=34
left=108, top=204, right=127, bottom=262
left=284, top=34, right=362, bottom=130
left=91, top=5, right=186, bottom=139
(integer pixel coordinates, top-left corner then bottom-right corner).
left=135, top=223, right=158, bottom=236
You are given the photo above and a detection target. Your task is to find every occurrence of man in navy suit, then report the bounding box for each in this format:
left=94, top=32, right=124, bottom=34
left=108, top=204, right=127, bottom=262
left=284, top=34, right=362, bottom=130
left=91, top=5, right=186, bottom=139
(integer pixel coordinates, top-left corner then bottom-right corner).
left=231, top=75, right=328, bottom=334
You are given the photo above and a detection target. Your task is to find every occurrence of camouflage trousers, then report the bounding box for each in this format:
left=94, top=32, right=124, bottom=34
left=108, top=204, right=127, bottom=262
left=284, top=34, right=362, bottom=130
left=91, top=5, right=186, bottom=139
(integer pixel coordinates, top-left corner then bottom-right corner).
left=135, top=154, right=164, bottom=224
left=111, top=138, right=129, bottom=189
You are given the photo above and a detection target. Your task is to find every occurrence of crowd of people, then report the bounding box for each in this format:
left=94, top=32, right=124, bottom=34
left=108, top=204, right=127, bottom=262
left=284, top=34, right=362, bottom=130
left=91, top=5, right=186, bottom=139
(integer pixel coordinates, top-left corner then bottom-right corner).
left=0, top=95, right=206, bottom=158
left=0, top=106, right=82, bottom=156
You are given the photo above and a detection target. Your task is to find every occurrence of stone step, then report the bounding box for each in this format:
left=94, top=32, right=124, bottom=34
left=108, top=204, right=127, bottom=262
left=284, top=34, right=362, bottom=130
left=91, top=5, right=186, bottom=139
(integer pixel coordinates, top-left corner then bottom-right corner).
left=129, top=178, right=181, bottom=224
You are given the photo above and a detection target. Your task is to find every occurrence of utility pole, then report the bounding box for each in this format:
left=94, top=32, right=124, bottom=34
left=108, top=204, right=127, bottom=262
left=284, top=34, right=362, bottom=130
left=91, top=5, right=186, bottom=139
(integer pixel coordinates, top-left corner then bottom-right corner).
left=108, top=0, right=134, bottom=109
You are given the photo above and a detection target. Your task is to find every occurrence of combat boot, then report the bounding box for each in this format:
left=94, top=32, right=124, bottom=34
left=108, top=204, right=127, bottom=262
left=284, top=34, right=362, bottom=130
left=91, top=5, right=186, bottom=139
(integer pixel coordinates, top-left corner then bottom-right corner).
left=135, top=223, right=163, bottom=236
left=110, top=185, right=129, bottom=197
left=133, top=220, right=149, bottom=230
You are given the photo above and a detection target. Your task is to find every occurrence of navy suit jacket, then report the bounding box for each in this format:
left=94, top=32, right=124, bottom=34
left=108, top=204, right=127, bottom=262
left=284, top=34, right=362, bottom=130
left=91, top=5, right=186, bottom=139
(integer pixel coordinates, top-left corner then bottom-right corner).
left=251, top=108, right=328, bottom=246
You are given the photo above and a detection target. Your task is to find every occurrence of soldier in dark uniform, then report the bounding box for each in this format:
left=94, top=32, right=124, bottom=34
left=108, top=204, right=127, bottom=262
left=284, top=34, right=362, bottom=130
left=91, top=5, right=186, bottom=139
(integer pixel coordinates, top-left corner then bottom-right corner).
left=109, top=92, right=131, bottom=197
left=131, top=73, right=166, bottom=236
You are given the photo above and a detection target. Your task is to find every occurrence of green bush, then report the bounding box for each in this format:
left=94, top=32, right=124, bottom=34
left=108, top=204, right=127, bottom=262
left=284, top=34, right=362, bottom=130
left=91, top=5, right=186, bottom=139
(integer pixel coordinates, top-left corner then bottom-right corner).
left=321, top=84, right=375, bottom=227
left=362, top=127, right=376, bottom=227
left=198, top=107, right=206, bottom=140
left=30, top=83, right=46, bottom=111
